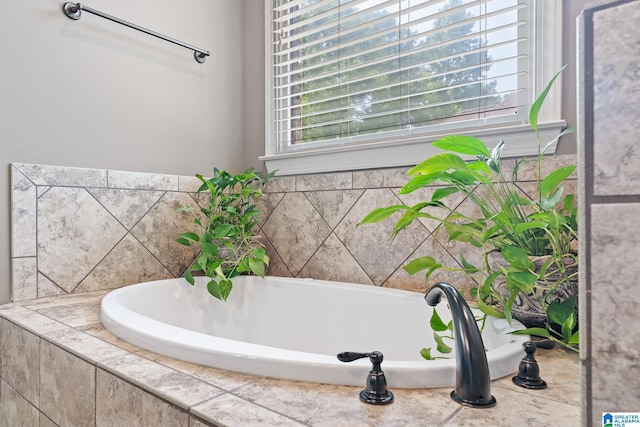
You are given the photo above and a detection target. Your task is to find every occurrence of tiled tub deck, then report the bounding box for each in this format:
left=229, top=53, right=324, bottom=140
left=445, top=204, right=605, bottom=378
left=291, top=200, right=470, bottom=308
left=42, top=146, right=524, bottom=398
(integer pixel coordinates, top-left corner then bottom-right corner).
left=0, top=290, right=580, bottom=426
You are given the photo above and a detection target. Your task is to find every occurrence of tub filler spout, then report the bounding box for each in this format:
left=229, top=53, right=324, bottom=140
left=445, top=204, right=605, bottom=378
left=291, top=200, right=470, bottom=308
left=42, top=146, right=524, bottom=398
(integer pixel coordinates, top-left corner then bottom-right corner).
left=425, top=282, right=496, bottom=408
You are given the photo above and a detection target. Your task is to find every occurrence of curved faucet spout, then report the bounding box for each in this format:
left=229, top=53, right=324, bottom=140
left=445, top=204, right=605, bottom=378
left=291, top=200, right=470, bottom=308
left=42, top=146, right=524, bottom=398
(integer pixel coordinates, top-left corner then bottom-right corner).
left=425, top=282, right=496, bottom=408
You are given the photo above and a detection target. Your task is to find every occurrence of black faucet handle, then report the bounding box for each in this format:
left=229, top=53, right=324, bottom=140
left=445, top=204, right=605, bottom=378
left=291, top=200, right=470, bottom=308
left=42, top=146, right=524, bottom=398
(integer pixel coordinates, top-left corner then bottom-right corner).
left=337, top=351, right=383, bottom=363
left=337, top=351, right=393, bottom=405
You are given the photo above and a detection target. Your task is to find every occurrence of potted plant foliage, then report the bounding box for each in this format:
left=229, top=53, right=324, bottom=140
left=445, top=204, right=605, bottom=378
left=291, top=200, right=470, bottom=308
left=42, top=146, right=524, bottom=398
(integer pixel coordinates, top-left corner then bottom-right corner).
left=176, top=167, right=275, bottom=301
left=359, top=69, right=578, bottom=351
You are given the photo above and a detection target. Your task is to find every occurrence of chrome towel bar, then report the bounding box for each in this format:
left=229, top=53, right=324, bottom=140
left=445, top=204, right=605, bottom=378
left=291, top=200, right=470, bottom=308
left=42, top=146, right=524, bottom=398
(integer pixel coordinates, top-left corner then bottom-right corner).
left=62, top=2, right=210, bottom=63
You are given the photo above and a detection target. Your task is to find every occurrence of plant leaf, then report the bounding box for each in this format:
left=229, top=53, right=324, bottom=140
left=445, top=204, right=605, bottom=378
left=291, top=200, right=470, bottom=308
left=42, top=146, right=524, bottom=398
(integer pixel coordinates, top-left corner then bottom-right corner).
left=403, top=256, right=439, bottom=275
left=358, top=205, right=407, bottom=225
left=408, top=153, right=469, bottom=176
left=431, top=187, right=459, bottom=201
left=420, top=347, right=434, bottom=360
left=207, top=280, right=222, bottom=300
left=432, top=135, right=491, bottom=157
left=434, top=332, right=452, bottom=354
left=430, top=309, right=448, bottom=332
left=219, top=279, right=232, bottom=301
left=175, top=237, right=192, bottom=247
left=547, top=294, right=577, bottom=326
left=477, top=298, right=505, bottom=318
left=530, top=67, right=566, bottom=133
left=249, top=256, right=266, bottom=277
left=540, top=165, right=576, bottom=199
left=178, top=232, right=200, bottom=242
left=501, top=245, right=533, bottom=270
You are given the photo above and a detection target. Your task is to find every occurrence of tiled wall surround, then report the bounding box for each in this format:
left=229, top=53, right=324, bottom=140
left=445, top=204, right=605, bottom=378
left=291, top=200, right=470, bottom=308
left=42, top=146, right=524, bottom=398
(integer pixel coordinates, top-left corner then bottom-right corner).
left=10, top=163, right=205, bottom=301
left=579, top=0, right=640, bottom=425
left=10, top=156, right=577, bottom=301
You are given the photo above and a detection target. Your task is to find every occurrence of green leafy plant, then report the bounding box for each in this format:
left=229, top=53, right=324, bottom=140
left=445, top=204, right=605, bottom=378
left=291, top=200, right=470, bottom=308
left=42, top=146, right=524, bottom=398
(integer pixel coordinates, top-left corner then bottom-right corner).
left=359, top=68, right=578, bottom=353
left=176, top=167, right=275, bottom=301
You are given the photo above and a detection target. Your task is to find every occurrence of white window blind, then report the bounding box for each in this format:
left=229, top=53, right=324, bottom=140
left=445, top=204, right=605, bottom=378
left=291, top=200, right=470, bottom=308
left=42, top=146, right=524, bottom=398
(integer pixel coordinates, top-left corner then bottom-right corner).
left=263, top=0, right=564, bottom=175
left=271, top=0, right=529, bottom=152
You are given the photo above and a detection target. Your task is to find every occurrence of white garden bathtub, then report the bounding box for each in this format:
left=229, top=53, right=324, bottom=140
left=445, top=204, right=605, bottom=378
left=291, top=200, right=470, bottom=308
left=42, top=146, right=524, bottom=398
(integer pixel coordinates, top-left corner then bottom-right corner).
left=100, top=276, right=528, bottom=388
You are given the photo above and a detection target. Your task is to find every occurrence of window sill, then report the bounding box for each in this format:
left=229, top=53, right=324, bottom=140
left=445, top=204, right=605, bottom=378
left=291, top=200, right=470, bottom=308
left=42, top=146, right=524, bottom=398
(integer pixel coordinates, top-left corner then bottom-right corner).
left=261, top=120, right=568, bottom=176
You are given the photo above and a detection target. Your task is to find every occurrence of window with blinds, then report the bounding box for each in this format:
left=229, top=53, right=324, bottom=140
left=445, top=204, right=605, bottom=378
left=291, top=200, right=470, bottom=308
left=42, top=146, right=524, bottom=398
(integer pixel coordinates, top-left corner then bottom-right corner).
left=270, top=0, right=529, bottom=152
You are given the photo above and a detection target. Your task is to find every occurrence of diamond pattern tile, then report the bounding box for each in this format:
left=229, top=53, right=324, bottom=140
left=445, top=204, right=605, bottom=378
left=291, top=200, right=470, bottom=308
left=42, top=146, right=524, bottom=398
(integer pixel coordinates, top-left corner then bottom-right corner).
left=334, top=189, right=428, bottom=285
left=262, top=193, right=332, bottom=275
left=37, top=187, right=127, bottom=292
left=305, top=190, right=364, bottom=229
left=88, top=188, right=165, bottom=230
left=131, top=192, right=200, bottom=277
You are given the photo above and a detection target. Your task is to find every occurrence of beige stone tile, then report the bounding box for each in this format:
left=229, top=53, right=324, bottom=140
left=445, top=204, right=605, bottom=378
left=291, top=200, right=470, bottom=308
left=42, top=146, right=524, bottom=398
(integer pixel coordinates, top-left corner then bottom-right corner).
left=178, top=175, right=206, bottom=193
left=76, top=234, right=172, bottom=293
left=516, top=154, right=577, bottom=182
left=43, top=327, right=130, bottom=364
left=256, top=192, right=285, bottom=227
left=262, top=193, right=332, bottom=275
left=0, top=380, right=39, bottom=427
left=11, top=257, right=38, bottom=301
left=37, top=273, right=67, bottom=298
left=231, top=379, right=459, bottom=427
left=334, top=188, right=427, bottom=285
left=189, top=415, right=215, bottom=427
left=96, top=368, right=189, bottom=427
left=592, top=2, right=640, bottom=196
left=39, top=413, right=57, bottom=427
left=131, top=191, right=199, bottom=277
left=37, top=186, right=127, bottom=292
left=10, top=165, right=37, bottom=258
left=590, top=202, right=640, bottom=415
left=99, top=353, right=224, bottom=409
left=23, top=290, right=106, bottom=310
left=0, top=319, right=40, bottom=407
left=296, top=172, right=352, bottom=191
left=264, top=176, right=296, bottom=193
left=0, top=306, right=67, bottom=336
left=298, top=233, right=374, bottom=285
left=263, top=236, right=293, bottom=278
left=79, top=322, right=142, bottom=353
left=443, top=387, right=580, bottom=426
left=305, top=190, right=364, bottom=228
left=12, top=163, right=107, bottom=187
left=35, top=300, right=101, bottom=328
left=39, top=340, right=96, bottom=426
left=191, top=393, right=306, bottom=427
left=138, top=350, right=258, bottom=391
left=353, top=167, right=411, bottom=189
left=87, top=188, right=165, bottom=229
left=107, top=169, right=179, bottom=191
left=493, top=347, right=580, bottom=407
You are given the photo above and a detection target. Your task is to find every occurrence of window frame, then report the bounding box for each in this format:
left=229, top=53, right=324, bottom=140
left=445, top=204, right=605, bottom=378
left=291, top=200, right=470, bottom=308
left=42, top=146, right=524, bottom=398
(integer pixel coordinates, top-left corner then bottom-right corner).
left=261, top=0, right=565, bottom=176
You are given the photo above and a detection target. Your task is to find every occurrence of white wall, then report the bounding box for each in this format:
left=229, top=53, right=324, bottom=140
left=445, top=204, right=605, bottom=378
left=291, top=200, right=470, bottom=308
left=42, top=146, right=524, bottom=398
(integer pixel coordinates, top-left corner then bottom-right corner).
left=0, top=0, right=253, bottom=303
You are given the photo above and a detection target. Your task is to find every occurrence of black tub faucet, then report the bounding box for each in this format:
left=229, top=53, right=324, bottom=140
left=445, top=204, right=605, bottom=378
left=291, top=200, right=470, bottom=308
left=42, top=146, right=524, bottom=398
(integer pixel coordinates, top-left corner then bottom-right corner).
left=425, top=282, right=496, bottom=408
